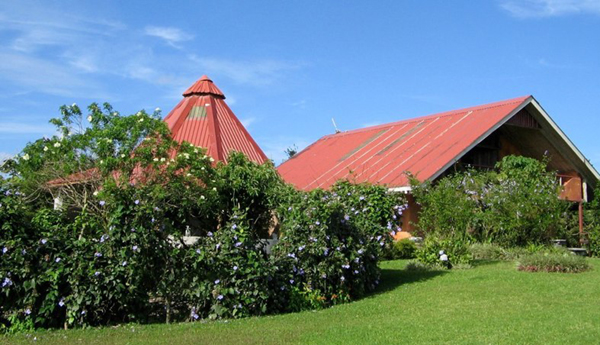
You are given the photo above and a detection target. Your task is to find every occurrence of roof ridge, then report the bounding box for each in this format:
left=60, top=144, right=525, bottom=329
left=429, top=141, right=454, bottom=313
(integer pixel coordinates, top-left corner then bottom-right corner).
left=324, top=95, right=531, bottom=139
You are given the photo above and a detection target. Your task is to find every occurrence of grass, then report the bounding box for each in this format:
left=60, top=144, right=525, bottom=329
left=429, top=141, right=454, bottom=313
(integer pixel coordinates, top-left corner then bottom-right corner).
left=5, top=259, right=600, bottom=345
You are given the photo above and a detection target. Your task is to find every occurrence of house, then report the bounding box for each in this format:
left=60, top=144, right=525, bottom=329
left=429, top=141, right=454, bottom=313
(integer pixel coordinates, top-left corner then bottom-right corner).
left=277, top=96, right=600, bottom=236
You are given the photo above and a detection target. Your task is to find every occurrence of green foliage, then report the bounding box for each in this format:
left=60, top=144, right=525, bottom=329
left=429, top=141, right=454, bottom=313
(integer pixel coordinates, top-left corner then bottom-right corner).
left=416, top=237, right=473, bottom=267
left=517, top=252, right=591, bottom=273
left=411, top=155, right=564, bottom=247
left=388, top=239, right=417, bottom=259
left=468, top=243, right=504, bottom=260
left=1, top=104, right=399, bottom=331
left=273, top=181, right=406, bottom=306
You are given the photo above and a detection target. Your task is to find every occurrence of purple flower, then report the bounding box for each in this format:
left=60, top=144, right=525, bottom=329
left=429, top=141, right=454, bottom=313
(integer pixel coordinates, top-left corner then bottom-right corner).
left=151, top=217, right=155, bottom=223
left=380, top=241, right=385, bottom=247
left=21, top=249, right=26, bottom=255
left=24, top=308, right=31, bottom=315
left=359, top=196, right=365, bottom=201
left=122, top=261, right=127, bottom=266
left=95, top=252, right=102, bottom=258
left=233, top=266, right=238, bottom=271
left=100, top=235, right=107, bottom=243
left=358, top=249, right=364, bottom=255
left=340, top=276, right=345, bottom=282
left=342, top=264, right=350, bottom=269
left=344, top=215, right=350, bottom=221
left=191, top=312, right=199, bottom=320
left=354, top=270, right=359, bottom=274
left=99, top=200, right=106, bottom=206
left=94, top=271, right=101, bottom=276
left=214, top=279, right=220, bottom=285
left=216, top=243, right=221, bottom=250
left=2, top=277, right=12, bottom=287
left=40, top=239, right=47, bottom=245
left=134, top=199, right=140, bottom=205
left=217, top=295, right=224, bottom=300
left=288, top=207, right=292, bottom=211
left=235, top=242, right=242, bottom=247
left=81, top=310, right=86, bottom=315
left=354, top=258, right=360, bottom=263
left=321, top=273, right=327, bottom=279
left=2, top=247, right=7, bottom=254
left=58, top=298, right=65, bottom=307
left=132, top=245, right=139, bottom=252
left=287, top=253, right=296, bottom=259
left=323, top=248, right=329, bottom=256
left=232, top=224, right=237, bottom=230
left=298, top=245, right=306, bottom=251
left=315, top=221, right=320, bottom=225
left=55, top=257, right=61, bottom=263
left=289, top=279, right=294, bottom=284
left=196, top=249, right=201, bottom=254
left=207, top=231, right=213, bottom=237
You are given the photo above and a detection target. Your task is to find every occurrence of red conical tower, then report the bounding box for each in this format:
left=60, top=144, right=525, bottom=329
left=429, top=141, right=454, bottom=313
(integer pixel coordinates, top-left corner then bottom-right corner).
left=164, top=75, right=268, bottom=164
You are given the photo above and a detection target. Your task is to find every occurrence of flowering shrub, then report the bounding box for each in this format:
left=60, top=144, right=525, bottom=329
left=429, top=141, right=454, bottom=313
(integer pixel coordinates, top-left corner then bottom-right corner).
left=186, top=209, right=287, bottom=320
left=0, top=103, right=402, bottom=331
left=411, top=156, right=565, bottom=247
left=273, top=182, right=405, bottom=309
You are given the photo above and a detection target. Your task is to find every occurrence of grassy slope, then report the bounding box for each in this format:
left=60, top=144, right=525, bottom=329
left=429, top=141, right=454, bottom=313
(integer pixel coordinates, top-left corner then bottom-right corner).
left=5, top=259, right=600, bottom=345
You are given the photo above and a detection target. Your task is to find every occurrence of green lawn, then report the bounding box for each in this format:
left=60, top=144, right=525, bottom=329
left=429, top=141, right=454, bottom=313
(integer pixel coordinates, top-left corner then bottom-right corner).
left=5, top=259, right=600, bottom=345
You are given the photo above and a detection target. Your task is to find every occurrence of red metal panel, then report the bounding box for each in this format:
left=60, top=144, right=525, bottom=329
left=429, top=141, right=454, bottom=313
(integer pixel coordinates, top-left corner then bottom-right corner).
left=163, top=76, right=268, bottom=165
left=278, top=96, right=530, bottom=190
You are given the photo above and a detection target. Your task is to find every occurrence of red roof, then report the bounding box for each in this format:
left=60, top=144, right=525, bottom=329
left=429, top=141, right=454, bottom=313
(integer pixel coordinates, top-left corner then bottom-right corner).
left=164, top=76, right=268, bottom=164
left=277, top=96, right=531, bottom=190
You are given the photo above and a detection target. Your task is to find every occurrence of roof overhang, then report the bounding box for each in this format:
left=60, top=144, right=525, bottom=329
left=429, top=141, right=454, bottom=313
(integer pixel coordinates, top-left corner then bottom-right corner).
left=426, top=96, right=599, bottom=189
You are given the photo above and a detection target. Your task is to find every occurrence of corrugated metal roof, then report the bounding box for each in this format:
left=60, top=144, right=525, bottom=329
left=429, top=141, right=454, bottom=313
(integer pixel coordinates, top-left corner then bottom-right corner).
left=164, top=76, right=268, bottom=164
left=277, top=96, right=531, bottom=190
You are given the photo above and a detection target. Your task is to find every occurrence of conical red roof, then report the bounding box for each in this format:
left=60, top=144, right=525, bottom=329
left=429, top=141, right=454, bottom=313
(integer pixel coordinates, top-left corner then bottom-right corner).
left=164, top=76, right=268, bottom=164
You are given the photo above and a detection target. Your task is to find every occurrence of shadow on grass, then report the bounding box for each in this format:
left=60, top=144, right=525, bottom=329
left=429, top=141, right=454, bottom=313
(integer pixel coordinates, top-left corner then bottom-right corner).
left=369, top=265, right=448, bottom=297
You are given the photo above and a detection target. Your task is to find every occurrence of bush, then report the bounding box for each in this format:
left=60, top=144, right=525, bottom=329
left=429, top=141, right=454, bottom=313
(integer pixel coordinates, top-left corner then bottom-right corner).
left=273, top=182, right=405, bottom=309
left=469, top=243, right=504, bottom=260
left=411, top=156, right=564, bottom=247
left=416, top=237, right=472, bottom=267
left=517, top=252, right=591, bottom=273
left=390, top=239, right=417, bottom=259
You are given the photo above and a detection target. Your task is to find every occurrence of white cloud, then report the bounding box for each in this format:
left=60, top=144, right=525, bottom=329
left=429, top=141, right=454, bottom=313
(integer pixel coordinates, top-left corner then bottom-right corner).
left=188, top=55, right=303, bottom=86
left=0, top=152, right=13, bottom=162
left=240, top=117, right=257, bottom=128
left=0, top=122, right=54, bottom=134
left=0, top=52, right=109, bottom=98
left=144, top=26, right=193, bottom=47
left=500, top=0, right=600, bottom=18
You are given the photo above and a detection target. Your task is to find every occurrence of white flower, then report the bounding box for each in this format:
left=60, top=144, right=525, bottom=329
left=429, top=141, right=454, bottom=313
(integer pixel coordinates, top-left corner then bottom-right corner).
left=87, top=116, right=92, bottom=122
left=120, top=154, right=126, bottom=158
left=136, top=111, right=142, bottom=116
left=153, top=158, right=159, bottom=162
left=43, top=146, right=48, bottom=152
left=155, top=107, right=160, bottom=112
left=200, top=195, right=205, bottom=200
left=212, top=187, right=217, bottom=191
left=93, top=191, right=99, bottom=196
left=209, top=157, right=215, bottom=162
left=138, top=118, right=144, bottom=123
left=53, top=142, right=61, bottom=148
left=160, top=157, right=166, bottom=162
left=71, top=103, right=77, bottom=107
left=22, top=154, right=30, bottom=161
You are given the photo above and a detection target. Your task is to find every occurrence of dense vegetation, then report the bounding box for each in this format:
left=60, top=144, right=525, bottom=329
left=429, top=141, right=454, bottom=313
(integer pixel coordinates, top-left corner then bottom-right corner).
left=0, top=104, right=405, bottom=332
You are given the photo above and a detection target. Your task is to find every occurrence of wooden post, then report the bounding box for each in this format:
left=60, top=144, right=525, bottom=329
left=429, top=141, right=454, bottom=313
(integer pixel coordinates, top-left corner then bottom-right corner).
left=579, top=201, right=584, bottom=245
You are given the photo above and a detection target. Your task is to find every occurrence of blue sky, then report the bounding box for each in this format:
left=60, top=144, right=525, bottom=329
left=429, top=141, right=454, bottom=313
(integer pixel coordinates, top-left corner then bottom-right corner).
left=0, top=0, right=599, bottom=166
